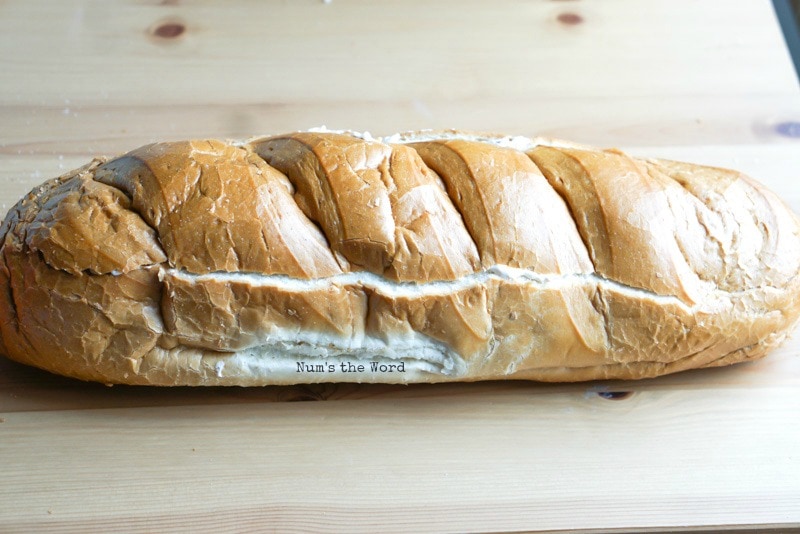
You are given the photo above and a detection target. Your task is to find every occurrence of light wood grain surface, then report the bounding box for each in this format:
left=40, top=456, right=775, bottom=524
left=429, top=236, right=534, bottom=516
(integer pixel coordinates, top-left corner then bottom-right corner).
left=1, top=1, right=800, bottom=532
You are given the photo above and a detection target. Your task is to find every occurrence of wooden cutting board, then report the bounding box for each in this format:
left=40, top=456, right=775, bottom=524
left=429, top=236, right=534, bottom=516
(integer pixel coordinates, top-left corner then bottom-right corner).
left=1, top=1, right=799, bottom=532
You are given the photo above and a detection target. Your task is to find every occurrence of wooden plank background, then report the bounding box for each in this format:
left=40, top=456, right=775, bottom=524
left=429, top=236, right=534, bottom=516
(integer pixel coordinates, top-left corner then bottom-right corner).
left=1, top=1, right=800, bottom=532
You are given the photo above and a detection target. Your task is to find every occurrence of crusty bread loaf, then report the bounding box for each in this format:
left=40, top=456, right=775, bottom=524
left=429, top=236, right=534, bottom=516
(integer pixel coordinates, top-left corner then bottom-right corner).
left=1, top=130, right=799, bottom=385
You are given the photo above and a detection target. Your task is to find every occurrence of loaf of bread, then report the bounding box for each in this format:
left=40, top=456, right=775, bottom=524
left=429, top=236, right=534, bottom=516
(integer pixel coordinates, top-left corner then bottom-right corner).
left=1, top=130, right=799, bottom=385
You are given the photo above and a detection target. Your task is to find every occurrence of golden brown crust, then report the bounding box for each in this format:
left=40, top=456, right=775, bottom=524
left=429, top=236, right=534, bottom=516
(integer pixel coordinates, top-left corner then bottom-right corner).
left=26, top=167, right=167, bottom=275
left=1, top=130, right=799, bottom=386
left=94, top=140, right=342, bottom=278
left=252, top=133, right=481, bottom=281
left=411, top=140, right=593, bottom=274
left=529, top=146, right=705, bottom=303
left=160, top=271, right=368, bottom=352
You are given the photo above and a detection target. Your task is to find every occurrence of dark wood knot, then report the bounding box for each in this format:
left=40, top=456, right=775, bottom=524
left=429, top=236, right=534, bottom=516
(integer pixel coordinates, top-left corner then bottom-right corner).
left=597, top=390, right=633, bottom=400
left=151, top=21, right=185, bottom=39
left=557, top=12, right=584, bottom=25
